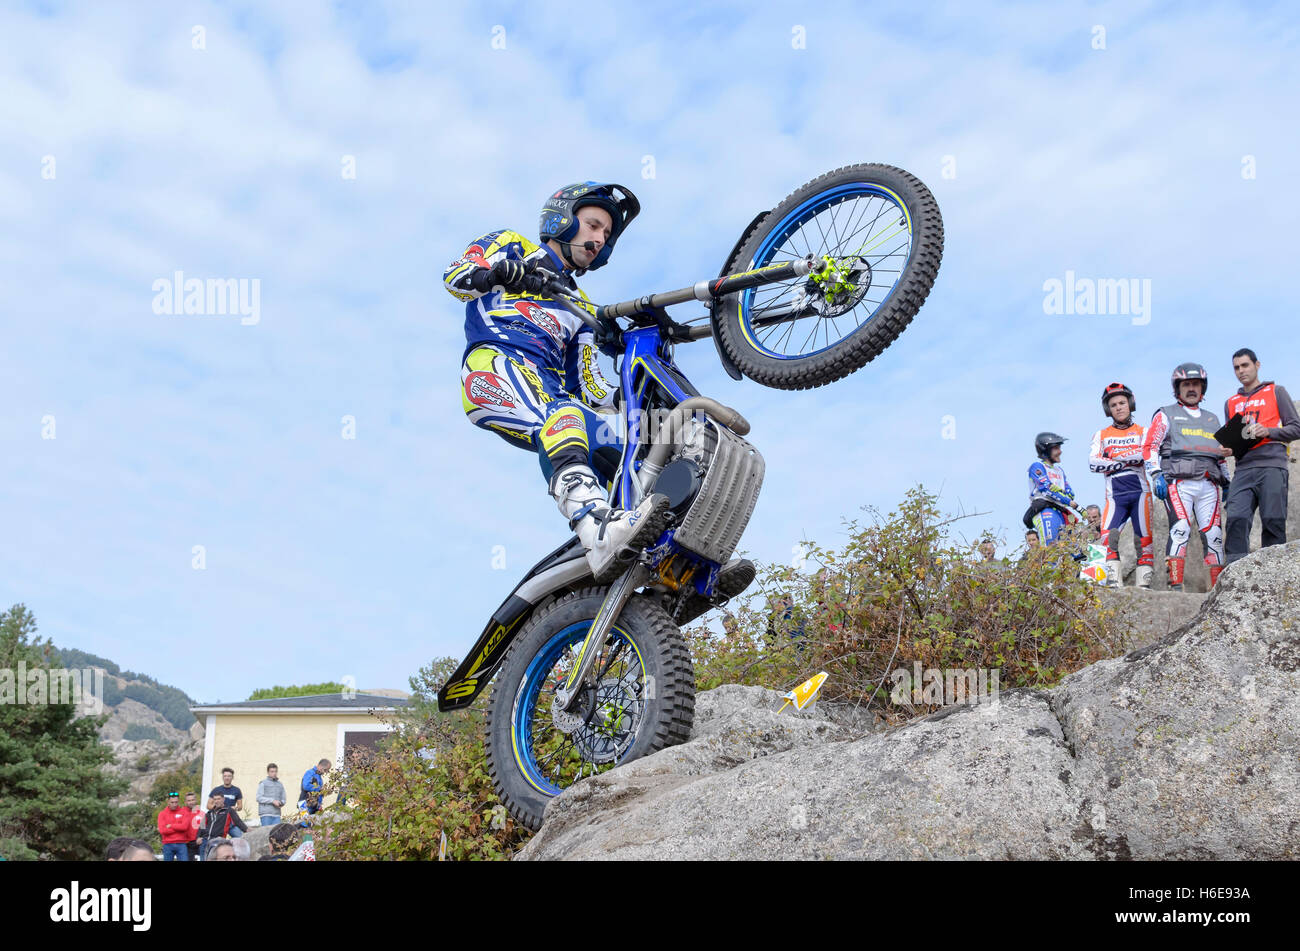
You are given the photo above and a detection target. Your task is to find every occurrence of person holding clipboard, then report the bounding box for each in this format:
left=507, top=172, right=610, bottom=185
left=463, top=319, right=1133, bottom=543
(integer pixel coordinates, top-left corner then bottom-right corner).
left=1222, top=348, right=1300, bottom=564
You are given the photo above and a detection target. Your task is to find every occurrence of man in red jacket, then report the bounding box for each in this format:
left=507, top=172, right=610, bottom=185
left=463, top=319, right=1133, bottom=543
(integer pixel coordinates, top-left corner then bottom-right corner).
left=157, top=792, right=193, bottom=862
left=1224, top=348, right=1300, bottom=563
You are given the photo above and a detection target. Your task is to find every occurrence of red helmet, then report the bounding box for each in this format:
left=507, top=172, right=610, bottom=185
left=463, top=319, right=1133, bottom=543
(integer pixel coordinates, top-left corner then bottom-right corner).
left=1101, top=382, right=1135, bottom=418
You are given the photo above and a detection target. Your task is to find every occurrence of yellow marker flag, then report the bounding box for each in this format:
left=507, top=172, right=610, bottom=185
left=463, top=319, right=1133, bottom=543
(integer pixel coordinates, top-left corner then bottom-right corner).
left=779, top=671, right=829, bottom=712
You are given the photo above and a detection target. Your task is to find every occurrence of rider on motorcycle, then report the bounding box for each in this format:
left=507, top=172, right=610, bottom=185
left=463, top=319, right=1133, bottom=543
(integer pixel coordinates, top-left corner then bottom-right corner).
left=1141, top=362, right=1231, bottom=590
left=443, top=182, right=670, bottom=583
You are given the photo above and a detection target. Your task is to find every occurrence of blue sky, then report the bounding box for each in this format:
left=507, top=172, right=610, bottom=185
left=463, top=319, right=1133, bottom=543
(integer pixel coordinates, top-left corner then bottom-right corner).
left=2, top=1, right=1296, bottom=702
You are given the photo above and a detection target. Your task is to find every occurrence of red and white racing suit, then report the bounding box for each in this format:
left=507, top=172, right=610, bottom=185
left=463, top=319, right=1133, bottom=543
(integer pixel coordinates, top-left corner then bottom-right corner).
left=1141, top=401, right=1230, bottom=586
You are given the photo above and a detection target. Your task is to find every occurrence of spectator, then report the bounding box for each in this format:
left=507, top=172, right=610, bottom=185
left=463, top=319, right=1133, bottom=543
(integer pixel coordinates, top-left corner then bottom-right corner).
left=231, top=838, right=252, bottom=861
left=287, top=836, right=316, bottom=861
left=1017, top=530, right=1040, bottom=564
left=1024, top=432, right=1086, bottom=545
left=106, top=837, right=155, bottom=861
left=257, top=764, right=287, bottom=827
left=200, top=793, right=247, bottom=859
left=259, top=823, right=300, bottom=861
left=1224, top=348, right=1300, bottom=563
left=1084, top=505, right=1103, bottom=540
left=208, top=839, right=237, bottom=862
left=300, top=759, right=332, bottom=817
left=977, top=539, right=997, bottom=562
left=1088, top=382, right=1155, bottom=588
left=184, top=791, right=203, bottom=861
left=105, top=836, right=137, bottom=861
left=1142, top=362, right=1230, bottom=590
left=156, top=792, right=192, bottom=862
left=208, top=768, right=244, bottom=838
left=764, top=593, right=806, bottom=653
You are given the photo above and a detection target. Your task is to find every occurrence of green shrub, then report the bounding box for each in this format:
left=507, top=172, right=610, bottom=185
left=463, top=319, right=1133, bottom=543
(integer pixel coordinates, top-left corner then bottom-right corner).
left=686, top=486, right=1120, bottom=723
left=123, top=724, right=161, bottom=742
left=313, top=659, right=530, bottom=861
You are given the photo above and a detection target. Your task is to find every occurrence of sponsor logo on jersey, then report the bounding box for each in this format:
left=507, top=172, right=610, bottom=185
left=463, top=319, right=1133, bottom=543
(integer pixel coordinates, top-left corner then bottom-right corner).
left=581, top=345, right=607, bottom=400
left=513, top=301, right=564, bottom=341
left=545, top=414, right=582, bottom=438
left=465, top=371, right=516, bottom=408
left=513, top=362, right=546, bottom=400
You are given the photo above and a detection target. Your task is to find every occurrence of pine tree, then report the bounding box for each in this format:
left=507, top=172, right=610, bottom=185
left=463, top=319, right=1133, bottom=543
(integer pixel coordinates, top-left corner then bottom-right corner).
left=0, top=604, right=126, bottom=860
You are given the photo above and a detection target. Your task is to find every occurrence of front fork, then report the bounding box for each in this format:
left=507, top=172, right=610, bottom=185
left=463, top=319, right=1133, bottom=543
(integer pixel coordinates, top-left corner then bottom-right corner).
left=551, top=563, right=648, bottom=732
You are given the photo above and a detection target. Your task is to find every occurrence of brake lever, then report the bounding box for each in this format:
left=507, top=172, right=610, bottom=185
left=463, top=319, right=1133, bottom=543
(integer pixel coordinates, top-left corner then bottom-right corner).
left=530, top=266, right=604, bottom=335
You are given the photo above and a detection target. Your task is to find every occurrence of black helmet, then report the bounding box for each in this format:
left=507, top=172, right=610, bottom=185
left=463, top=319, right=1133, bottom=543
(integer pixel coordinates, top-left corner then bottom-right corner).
left=1101, top=382, right=1136, bottom=418
left=539, top=182, right=640, bottom=273
left=1171, top=362, right=1207, bottom=400
left=1035, top=432, right=1067, bottom=461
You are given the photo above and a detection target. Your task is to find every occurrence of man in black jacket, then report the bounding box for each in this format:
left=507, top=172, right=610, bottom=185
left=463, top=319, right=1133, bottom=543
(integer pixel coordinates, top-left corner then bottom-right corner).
left=199, top=793, right=247, bottom=859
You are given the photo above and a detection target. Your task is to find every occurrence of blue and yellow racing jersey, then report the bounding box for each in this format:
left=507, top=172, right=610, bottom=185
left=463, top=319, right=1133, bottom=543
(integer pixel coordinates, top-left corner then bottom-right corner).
left=444, top=229, right=615, bottom=409
left=1027, top=460, right=1076, bottom=510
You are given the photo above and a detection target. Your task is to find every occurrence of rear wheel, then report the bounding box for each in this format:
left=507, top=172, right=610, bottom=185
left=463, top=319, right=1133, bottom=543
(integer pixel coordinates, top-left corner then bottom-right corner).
left=717, top=163, right=943, bottom=390
left=484, top=587, right=694, bottom=831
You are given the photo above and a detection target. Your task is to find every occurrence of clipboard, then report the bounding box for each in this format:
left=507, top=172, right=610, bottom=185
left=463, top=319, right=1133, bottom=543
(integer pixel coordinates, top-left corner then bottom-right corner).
left=1215, top=413, right=1264, bottom=459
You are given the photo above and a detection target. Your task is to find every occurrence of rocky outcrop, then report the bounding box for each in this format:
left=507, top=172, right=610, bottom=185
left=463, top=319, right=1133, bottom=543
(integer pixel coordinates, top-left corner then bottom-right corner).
left=94, top=696, right=190, bottom=744
left=519, top=541, right=1300, bottom=860
left=1097, top=587, right=1205, bottom=650
left=102, top=729, right=204, bottom=806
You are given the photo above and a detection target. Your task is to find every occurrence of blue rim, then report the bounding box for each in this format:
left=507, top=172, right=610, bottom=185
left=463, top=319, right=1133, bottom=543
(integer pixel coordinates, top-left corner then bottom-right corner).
left=512, top=621, right=643, bottom=797
left=741, top=182, right=911, bottom=360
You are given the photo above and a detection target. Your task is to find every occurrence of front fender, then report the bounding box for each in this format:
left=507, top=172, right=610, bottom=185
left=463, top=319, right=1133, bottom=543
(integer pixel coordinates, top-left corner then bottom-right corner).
left=437, top=538, right=592, bottom=711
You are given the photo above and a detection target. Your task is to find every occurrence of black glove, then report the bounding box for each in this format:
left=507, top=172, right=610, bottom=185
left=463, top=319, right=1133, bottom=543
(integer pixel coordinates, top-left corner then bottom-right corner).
left=470, top=259, right=528, bottom=293
left=594, top=315, right=624, bottom=355
left=519, top=270, right=549, bottom=295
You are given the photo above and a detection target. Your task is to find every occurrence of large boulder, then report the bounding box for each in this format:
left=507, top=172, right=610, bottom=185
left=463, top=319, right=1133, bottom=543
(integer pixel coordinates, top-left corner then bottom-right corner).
left=1097, top=587, right=1205, bottom=650
left=518, top=541, right=1300, bottom=860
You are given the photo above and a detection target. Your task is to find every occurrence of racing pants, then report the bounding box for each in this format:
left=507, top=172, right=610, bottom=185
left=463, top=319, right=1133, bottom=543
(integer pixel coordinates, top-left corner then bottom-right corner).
left=1163, top=476, right=1224, bottom=583
left=460, top=344, right=623, bottom=485
left=1100, top=490, right=1154, bottom=568
left=1032, top=507, right=1069, bottom=546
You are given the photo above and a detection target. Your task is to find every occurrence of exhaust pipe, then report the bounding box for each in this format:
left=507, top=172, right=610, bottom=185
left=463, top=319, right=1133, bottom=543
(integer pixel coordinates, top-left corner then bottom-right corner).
left=639, top=397, right=750, bottom=486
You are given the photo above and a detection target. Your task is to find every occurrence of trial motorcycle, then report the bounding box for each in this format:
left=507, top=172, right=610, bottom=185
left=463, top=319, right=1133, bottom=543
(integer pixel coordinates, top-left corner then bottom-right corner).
left=438, top=164, right=944, bottom=830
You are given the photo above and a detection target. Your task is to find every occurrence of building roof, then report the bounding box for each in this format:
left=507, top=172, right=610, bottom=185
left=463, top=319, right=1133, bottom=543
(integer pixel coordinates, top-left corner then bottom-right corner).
left=190, top=693, right=412, bottom=714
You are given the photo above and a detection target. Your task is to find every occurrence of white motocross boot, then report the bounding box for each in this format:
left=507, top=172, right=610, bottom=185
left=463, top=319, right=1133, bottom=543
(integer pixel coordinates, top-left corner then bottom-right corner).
left=1135, top=565, right=1153, bottom=589
left=551, top=464, right=671, bottom=583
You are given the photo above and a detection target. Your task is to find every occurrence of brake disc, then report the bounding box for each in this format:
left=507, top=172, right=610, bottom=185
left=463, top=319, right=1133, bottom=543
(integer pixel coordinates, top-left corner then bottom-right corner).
left=806, top=254, right=873, bottom=318
left=571, top=678, right=638, bottom=764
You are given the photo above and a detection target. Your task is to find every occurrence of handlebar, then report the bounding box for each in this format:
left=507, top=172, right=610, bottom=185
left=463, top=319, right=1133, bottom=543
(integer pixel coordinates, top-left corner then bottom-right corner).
left=530, top=255, right=828, bottom=341
left=597, top=255, right=825, bottom=320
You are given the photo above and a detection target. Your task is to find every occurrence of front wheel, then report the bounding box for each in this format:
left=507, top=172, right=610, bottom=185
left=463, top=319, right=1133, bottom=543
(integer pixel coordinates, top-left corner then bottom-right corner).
left=717, top=163, right=943, bottom=390
left=484, top=588, right=695, bottom=831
